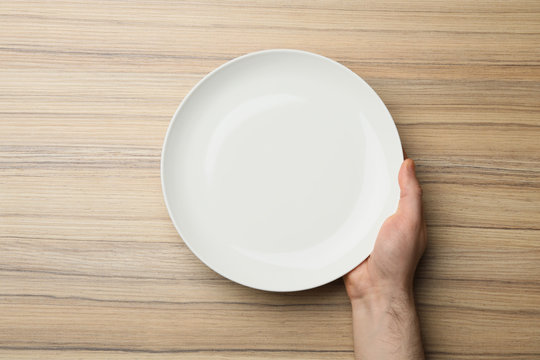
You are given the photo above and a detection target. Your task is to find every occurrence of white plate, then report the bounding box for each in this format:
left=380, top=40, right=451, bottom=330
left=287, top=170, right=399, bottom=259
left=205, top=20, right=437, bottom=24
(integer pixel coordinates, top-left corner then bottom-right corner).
left=161, top=49, right=402, bottom=292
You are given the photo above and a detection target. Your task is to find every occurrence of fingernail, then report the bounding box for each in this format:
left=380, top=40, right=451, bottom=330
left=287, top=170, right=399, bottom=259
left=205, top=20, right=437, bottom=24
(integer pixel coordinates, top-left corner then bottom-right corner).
left=408, top=159, right=415, bottom=172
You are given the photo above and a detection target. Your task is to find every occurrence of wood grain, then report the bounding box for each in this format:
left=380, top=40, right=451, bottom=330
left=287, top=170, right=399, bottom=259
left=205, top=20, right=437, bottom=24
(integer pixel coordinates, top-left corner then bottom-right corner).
left=1, top=1, right=539, bottom=359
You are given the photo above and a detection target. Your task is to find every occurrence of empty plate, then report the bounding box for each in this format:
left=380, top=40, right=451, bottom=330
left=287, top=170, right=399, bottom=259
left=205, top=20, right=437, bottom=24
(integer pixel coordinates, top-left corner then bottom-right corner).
left=161, top=49, right=402, bottom=291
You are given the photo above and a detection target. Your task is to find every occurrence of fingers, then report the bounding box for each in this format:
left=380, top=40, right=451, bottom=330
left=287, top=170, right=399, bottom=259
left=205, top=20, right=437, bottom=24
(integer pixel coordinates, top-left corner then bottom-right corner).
left=397, top=159, right=423, bottom=221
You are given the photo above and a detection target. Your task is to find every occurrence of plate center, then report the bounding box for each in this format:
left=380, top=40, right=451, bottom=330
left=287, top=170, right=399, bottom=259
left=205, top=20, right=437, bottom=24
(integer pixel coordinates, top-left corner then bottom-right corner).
left=205, top=93, right=366, bottom=254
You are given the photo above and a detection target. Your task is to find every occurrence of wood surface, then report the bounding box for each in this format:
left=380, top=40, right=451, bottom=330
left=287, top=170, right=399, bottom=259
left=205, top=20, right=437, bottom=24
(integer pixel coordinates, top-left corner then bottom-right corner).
left=1, top=1, right=539, bottom=359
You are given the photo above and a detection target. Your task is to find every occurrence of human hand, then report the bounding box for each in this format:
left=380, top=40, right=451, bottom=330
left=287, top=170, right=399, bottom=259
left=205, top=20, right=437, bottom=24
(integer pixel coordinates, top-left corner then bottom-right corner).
left=344, top=158, right=427, bottom=301
left=344, top=158, right=427, bottom=360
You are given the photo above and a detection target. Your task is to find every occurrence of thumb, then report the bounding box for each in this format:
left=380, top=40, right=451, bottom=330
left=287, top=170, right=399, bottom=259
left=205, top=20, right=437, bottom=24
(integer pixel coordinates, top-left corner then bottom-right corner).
left=396, top=159, right=423, bottom=219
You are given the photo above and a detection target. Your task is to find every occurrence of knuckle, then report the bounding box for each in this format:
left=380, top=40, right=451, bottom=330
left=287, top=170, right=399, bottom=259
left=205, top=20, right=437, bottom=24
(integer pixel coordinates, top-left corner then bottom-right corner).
left=412, top=184, right=423, bottom=198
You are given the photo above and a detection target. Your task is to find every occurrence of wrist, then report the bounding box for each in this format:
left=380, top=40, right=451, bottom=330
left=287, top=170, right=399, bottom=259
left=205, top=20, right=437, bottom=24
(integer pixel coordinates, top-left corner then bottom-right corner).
left=350, top=285, right=415, bottom=314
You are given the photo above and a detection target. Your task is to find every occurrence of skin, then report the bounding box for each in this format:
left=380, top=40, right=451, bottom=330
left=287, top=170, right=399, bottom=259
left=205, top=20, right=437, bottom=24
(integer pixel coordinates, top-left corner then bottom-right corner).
left=344, top=158, right=427, bottom=360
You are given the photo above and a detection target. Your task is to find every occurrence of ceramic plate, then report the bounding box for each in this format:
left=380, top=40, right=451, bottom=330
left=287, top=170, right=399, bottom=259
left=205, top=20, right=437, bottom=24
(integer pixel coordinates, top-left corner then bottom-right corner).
left=161, top=49, right=402, bottom=291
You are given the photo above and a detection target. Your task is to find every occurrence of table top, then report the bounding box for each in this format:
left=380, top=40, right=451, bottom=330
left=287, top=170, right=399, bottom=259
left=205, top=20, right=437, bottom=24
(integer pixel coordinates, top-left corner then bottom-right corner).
left=1, top=1, right=539, bottom=359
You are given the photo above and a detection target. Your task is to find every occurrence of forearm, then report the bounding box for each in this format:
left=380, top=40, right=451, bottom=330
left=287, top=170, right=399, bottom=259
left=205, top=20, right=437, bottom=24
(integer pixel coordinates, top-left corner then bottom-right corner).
left=350, top=289, right=424, bottom=360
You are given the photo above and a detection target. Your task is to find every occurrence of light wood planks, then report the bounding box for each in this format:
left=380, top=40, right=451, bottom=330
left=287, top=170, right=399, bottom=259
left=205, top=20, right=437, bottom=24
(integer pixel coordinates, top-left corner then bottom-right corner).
left=1, top=1, right=539, bottom=359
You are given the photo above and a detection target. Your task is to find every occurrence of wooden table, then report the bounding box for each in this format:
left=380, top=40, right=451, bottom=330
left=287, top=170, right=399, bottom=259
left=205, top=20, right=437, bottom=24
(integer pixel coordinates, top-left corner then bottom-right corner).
left=1, top=1, right=539, bottom=359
